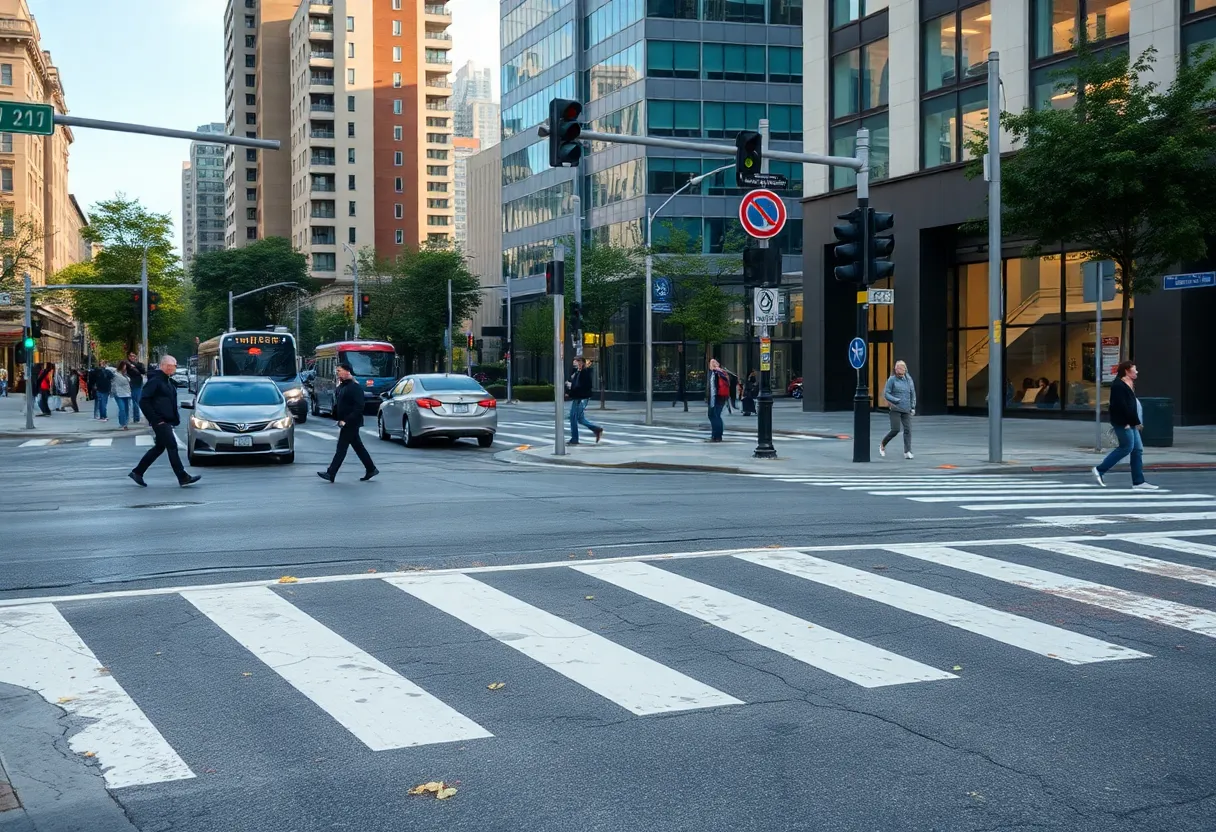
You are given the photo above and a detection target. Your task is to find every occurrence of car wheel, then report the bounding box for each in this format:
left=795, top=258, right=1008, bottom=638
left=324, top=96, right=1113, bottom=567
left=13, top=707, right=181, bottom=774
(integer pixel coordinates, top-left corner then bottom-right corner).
left=377, top=413, right=391, bottom=441
left=402, top=415, right=419, bottom=448
left=280, top=451, right=295, bottom=464
left=310, top=395, right=319, bottom=417
left=477, top=434, right=494, bottom=448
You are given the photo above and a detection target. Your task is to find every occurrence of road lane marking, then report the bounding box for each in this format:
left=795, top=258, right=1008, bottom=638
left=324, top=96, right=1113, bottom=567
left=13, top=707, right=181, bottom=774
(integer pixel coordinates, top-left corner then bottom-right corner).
left=1135, top=537, right=1216, bottom=559
left=298, top=429, right=336, bottom=440
left=385, top=573, right=742, bottom=714
left=913, top=493, right=1207, bottom=504
left=88, top=438, right=113, bottom=447
left=965, top=500, right=1216, bottom=511
left=1025, top=540, right=1216, bottom=589
left=573, top=561, right=956, bottom=688
left=0, top=604, right=194, bottom=788
left=736, top=550, right=1148, bottom=665
left=885, top=544, right=1216, bottom=640
left=18, top=439, right=54, bottom=447
left=135, top=435, right=153, bottom=447
left=1025, top=512, right=1216, bottom=526
left=182, top=586, right=491, bottom=749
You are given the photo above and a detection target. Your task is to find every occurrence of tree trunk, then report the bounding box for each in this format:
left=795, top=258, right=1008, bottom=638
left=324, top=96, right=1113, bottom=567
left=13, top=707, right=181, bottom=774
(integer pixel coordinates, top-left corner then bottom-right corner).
left=1119, top=271, right=1132, bottom=364
left=599, top=333, right=607, bottom=409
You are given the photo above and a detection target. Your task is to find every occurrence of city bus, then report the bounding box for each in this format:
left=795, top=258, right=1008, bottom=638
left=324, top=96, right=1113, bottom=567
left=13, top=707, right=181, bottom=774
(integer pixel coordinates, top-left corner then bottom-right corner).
left=194, top=328, right=308, bottom=421
left=310, top=340, right=397, bottom=416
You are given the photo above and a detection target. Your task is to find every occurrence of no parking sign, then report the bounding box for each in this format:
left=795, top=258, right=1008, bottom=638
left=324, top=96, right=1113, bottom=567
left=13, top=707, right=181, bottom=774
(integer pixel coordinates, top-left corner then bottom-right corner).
left=738, top=189, right=787, bottom=239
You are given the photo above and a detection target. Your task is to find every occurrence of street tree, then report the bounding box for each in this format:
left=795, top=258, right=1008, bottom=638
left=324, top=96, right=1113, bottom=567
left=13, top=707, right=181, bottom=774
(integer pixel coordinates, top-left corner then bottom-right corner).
left=190, top=237, right=314, bottom=336
left=653, top=222, right=741, bottom=374
left=514, top=302, right=553, bottom=383
left=59, top=196, right=186, bottom=351
left=0, top=214, right=47, bottom=292
left=569, top=242, right=643, bottom=408
left=297, top=306, right=353, bottom=356
left=965, top=44, right=1216, bottom=359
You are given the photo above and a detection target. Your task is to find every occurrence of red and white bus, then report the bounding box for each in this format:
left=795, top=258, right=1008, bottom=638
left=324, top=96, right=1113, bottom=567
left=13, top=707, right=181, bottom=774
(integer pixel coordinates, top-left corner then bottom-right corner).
left=310, top=340, right=397, bottom=416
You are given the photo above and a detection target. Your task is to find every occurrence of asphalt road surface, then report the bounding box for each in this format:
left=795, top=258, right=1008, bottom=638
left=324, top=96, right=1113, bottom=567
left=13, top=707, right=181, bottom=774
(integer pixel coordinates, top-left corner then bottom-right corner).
left=1, top=415, right=1214, bottom=832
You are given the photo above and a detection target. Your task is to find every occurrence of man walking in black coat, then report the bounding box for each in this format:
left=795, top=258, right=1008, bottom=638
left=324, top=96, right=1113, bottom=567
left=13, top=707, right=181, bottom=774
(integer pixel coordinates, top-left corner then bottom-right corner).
left=318, top=361, right=378, bottom=482
left=128, top=355, right=200, bottom=488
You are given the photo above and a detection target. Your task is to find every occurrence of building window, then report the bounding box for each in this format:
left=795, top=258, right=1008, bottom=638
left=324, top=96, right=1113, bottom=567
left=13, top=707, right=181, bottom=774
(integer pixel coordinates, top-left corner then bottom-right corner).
left=393, top=99, right=403, bottom=114
left=348, top=174, right=356, bottom=190
left=702, top=43, right=765, bottom=82
left=246, top=168, right=257, bottom=182
left=393, top=46, right=402, bottom=62
left=395, top=230, right=405, bottom=245
left=647, top=99, right=701, bottom=137
left=647, top=40, right=699, bottom=79
left=394, top=203, right=404, bottom=219
left=393, top=125, right=403, bottom=140
left=830, top=114, right=889, bottom=189
left=245, top=93, right=257, bottom=106
left=393, top=20, right=402, bottom=36
left=245, top=55, right=256, bottom=68
left=702, top=0, right=765, bottom=23
left=246, top=148, right=257, bottom=162
left=768, top=104, right=803, bottom=140
left=832, top=0, right=889, bottom=28
left=347, top=95, right=356, bottom=112
left=348, top=122, right=356, bottom=137
left=922, top=2, right=990, bottom=169
left=347, top=43, right=355, bottom=59
left=348, top=148, right=356, bottom=163
left=587, top=0, right=645, bottom=48
left=245, top=35, right=256, bottom=48
left=703, top=102, right=766, bottom=139
left=246, top=188, right=257, bottom=201
left=347, top=68, right=355, bottom=85
left=395, top=177, right=404, bottom=192
left=770, top=0, right=803, bottom=25
left=1032, top=0, right=1128, bottom=59
left=832, top=38, right=888, bottom=118
left=349, top=200, right=357, bottom=216
left=394, top=151, right=404, bottom=165
left=428, top=216, right=451, bottom=226
left=0, top=134, right=11, bottom=153
left=1183, top=15, right=1216, bottom=73
left=247, top=227, right=258, bottom=240
left=314, top=252, right=336, bottom=271
left=393, top=72, right=402, bottom=88
left=348, top=227, right=356, bottom=244
left=245, top=112, right=257, bottom=125
left=0, top=64, right=11, bottom=86
left=245, top=14, right=255, bottom=28
left=346, top=15, right=354, bottom=31
left=393, top=0, right=402, bottom=8
left=246, top=207, right=257, bottom=221
left=245, top=73, right=255, bottom=87
left=768, top=46, right=803, bottom=83
left=1, top=168, right=12, bottom=192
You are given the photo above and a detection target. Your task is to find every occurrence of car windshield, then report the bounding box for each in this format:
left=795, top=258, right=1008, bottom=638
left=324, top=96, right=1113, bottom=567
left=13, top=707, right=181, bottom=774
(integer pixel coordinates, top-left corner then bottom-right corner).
left=341, top=350, right=395, bottom=377
left=199, top=382, right=283, bottom=406
left=416, top=376, right=487, bottom=393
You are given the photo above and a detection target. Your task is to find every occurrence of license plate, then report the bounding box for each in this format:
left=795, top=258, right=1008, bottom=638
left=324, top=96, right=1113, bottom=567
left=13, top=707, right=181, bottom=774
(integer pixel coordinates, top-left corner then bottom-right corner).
left=233, top=435, right=253, bottom=447
left=452, top=403, right=469, bottom=414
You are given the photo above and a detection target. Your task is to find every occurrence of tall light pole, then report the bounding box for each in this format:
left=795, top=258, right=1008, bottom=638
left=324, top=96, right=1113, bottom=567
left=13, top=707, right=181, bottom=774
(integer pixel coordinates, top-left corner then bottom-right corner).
left=644, top=162, right=734, bottom=426
left=228, top=282, right=304, bottom=331
left=341, top=242, right=360, bottom=339
left=986, top=51, right=1003, bottom=464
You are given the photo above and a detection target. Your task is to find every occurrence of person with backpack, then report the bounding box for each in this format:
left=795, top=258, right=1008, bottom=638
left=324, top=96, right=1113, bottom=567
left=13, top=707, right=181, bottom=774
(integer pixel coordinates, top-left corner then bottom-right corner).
left=707, top=358, right=732, bottom=442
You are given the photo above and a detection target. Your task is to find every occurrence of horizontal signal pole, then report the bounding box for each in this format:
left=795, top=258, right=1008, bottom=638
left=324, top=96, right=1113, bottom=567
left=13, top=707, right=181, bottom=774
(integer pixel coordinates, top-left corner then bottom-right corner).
left=54, top=115, right=282, bottom=150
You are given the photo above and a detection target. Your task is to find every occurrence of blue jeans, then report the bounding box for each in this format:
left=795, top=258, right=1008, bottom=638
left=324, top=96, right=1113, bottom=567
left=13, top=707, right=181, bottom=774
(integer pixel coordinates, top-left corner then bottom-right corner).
left=115, top=396, right=131, bottom=427
left=1097, top=426, right=1144, bottom=485
left=95, top=391, right=109, bottom=419
left=130, top=384, right=143, bottom=421
left=569, top=399, right=600, bottom=443
left=0, top=379, right=6, bottom=396
left=708, top=402, right=725, bottom=439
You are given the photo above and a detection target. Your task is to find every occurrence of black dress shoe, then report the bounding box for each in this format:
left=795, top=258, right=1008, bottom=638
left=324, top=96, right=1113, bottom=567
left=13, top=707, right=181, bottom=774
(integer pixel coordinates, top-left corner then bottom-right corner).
left=178, top=474, right=201, bottom=487
left=128, top=471, right=147, bottom=487
left=360, top=468, right=379, bottom=481
left=317, top=471, right=335, bottom=482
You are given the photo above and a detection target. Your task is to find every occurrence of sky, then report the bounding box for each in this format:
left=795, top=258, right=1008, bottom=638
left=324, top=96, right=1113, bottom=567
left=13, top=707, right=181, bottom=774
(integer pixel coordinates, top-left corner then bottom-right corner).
left=33, top=0, right=500, bottom=258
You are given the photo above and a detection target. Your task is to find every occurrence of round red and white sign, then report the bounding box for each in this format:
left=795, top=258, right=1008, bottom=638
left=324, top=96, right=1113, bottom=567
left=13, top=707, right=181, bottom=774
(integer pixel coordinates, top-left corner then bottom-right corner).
left=738, top=189, right=787, bottom=239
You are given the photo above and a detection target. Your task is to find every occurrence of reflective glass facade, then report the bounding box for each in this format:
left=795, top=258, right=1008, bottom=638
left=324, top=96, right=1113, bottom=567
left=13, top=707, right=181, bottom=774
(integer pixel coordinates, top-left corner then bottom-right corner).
left=503, top=23, right=574, bottom=93
left=585, top=43, right=644, bottom=102
left=501, top=74, right=576, bottom=138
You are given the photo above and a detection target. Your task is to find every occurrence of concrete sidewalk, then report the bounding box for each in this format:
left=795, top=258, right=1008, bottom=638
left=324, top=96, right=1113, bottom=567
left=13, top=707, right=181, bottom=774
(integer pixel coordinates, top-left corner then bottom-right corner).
left=0, top=394, right=151, bottom=439
left=499, top=399, right=1216, bottom=475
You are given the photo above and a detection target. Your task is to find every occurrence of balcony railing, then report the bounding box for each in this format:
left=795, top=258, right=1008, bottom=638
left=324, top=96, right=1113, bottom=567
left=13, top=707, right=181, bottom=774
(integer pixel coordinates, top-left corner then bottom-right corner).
left=310, top=74, right=335, bottom=86
left=310, top=103, right=335, bottom=112
left=310, top=129, right=335, bottom=139
left=425, top=102, right=451, bottom=110
left=310, top=155, right=336, bottom=166
left=309, top=22, right=334, bottom=32
left=310, top=50, right=334, bottom=59
left=310, top=210, right=336, bottom=219
left=311, top=183, right=336, bottom=192
left=424, top=4, right=452, bottom=15
left=310, top=0, right=334, bottom=5
left=426, top=57, right=452, bottom=66
left=426, top=79, right=452, bottom=88
left=425, top=32, right=453, bottom=41
left=311, top=235, right=337, bottom=246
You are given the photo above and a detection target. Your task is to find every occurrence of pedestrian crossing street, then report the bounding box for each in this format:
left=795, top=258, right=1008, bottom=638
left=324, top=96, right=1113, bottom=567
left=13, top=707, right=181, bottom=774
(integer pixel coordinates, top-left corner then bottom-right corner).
left=2, top=529, right=1215, bottom=789
left=742, top=473, right=1216, bottom=526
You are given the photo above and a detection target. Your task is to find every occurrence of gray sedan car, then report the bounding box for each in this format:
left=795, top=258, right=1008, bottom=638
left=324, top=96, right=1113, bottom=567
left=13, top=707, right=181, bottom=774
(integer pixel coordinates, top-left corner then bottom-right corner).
left=376, top=374, right=497, bottom=448
left=183, top=377, right=295, bottom=464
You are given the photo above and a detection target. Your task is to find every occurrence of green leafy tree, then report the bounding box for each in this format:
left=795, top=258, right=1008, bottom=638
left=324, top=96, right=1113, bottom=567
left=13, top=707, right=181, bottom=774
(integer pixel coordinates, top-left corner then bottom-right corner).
left=569, top=242, right=643, bottom=407
left=190, top=237, right=315, bottom=337
left=297, top=306, right=353, bottom=356
left=652, top=222, right=740, bottom=372
left=514, top=302, right=553, bottom=383
left=966, top=44, right=1216, bottom=359
left=59, top=196, right=186, bottom=352
left=0, top=214, right=47, bottom=292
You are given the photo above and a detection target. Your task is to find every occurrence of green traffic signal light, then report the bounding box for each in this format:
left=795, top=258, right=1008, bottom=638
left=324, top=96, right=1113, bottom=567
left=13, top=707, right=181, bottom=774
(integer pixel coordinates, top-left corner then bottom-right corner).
left=22, top=335, right=34, bottom=349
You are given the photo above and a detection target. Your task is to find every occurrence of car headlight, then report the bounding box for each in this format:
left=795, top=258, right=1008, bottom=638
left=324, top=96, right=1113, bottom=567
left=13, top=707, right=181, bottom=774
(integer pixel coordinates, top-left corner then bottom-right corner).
left=270, top=416, right=294, bottom=429
left=190, top=416, right=219, bottom=431
left=284, top=387, right=303, bottom=399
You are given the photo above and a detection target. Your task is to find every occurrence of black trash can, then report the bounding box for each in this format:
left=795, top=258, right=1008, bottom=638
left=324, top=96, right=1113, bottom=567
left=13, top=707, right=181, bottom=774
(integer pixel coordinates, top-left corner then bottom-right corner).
left=1138, top=397, right=1174, bottom=447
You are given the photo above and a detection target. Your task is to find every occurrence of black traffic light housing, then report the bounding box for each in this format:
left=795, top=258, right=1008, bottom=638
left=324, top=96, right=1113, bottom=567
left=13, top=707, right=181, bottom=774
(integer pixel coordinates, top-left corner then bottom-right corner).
left=743, top=246, right=782, bottom=287
left=545, top=259, right=565, bottom=295
left=570, top=301, right=582, bottom=333
left=832, top=208, right=866, bottom=283
left=358, top=293, right=371, bottom=318
left=147, top=291, right=161, bottom=313
left=467, top=332, right=474, bottom=349
left=735, top=131, right=762, bottom=186
left=868, top=211, right=895, bottom=284
left=29, top=320, right=41, bottom=339
left=548, top=98, right=583, bottom=168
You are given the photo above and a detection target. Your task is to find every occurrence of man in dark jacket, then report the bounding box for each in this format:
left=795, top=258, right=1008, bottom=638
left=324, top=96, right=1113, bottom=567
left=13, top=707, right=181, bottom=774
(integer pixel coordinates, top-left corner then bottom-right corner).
left=318, top=361, right=377, bottom=482
left=565, top=357, right=603, bottom=444
left=126, top=351, right=146, bottom=423
left=90, top=360, right=112, bottom=420
left=128, top=355, right=200, bottom=488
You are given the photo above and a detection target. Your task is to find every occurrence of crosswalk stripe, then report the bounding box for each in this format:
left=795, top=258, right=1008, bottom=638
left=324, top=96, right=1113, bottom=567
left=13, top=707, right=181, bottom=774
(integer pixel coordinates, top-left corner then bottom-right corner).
left=913, top=493, right=1204, bottom=504
left=299, top=428, right=336, bottom=440
left=174, top=431, right=185, bottom=449
left=135, top=434, right=154, bottom=446
left=494, top=429, right=562, bottom=445
left=513, top=421, right=667, bottom=445
left=0, top=604, right=194, bottom=789
left=1025, top=540, right=1216, bottom=589
left=182, top=586, right=491, bottom=749
left=1027, top=512, right=1216, bottom=525
left=965, top=500, right=1216, bottom=512
left=736, top=551, right=1148, bottom=665
left=868, top=488, right=1140, bottom=497
left=385, top=573, right=740, bottom=714
left=1136, top=537, right=1216, bottom=559
left=885, top=544, right=1216, bottom=639
left=743, top=474, right=1023, bottom=481
left=88, top=438, right=113, bottom=447
left=573, top=561, right=956, bottom=688
left=18, top=439, right=53, bottom=447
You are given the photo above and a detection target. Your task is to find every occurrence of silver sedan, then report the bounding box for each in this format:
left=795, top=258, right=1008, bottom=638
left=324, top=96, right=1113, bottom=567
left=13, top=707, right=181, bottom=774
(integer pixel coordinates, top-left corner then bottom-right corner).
left=183, top=377, right=295, bottom=464
left=376, top=374, right=497, bottom=448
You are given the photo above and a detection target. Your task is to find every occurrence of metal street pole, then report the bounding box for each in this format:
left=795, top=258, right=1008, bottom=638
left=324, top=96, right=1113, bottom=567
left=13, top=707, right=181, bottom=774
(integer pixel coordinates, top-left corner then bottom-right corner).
left=552, top=245, right=566, bottom=456
left=1095, top=277, right=1102, bottom=452
left=23, top=273, right=33, bottom=429
left=342, top=243, right=360, bottom=339
left=754, top=119, right=776, bottom=460
left=572, top=195, right=583, bottom=358
left=140, top=247, right=148, bottom=365
left=53, top=114, right=281, bottom=150
left=228, top=290, right=234, bottom=332
left=446, top=278, right=453, bottom=374
left=853, top=128, right=872, bottom=464
left=505, top=276, right=514, bottom=401
left=987, top=51, right=1003, bottom=464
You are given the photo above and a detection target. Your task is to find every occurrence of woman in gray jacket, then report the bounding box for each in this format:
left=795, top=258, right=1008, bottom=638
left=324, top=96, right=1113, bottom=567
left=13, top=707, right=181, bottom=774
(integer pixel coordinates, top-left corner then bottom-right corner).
left=880, top=360, right=916, bottom=459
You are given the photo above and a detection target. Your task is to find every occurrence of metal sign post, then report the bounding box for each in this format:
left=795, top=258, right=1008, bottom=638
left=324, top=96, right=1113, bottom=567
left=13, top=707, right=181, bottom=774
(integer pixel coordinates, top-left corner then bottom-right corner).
left=853, top=131, right=872, bottom=464
left=986, top=50, right=1003, bottom=464
left=552, top=245, right=566, bottom=456
left=23, top=274, right=33, bottom=429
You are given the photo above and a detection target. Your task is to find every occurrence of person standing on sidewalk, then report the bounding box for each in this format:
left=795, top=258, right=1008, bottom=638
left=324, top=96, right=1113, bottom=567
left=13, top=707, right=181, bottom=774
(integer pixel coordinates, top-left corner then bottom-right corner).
left=126, top=352, right=146, bottom=424
left=91, top=360, right=111, bottom=421
left=741, top=370, right=759, bottom=416
left=1092, top=361, right=1157, bottom=490
left=129, top=355, right=200, bottom=488
left=707, top=359, right=731, bottom=442
left=880, top=360, right=916, bottom=459
left=0, top=366, right=7, bottom=397
left=35, top=363, right=54, bottom=416
left=318, top=361, right=377, bottom=483
left=62, top=368, right=80, bottom=413
left=565, top=357, right=603, bottom=445
left=111, top=360, right=133, bottom=430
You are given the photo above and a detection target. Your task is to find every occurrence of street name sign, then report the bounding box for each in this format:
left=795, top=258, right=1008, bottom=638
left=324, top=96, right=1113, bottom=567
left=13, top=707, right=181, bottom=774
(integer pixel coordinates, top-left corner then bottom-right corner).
left=738, top=189, right=786, bottom=239
left=0, top=102, right=53, bottom=136
left=738, top=172, right=789, bottom=190
left=1163, top=272, right=1215, bottom=290
left=867, top=289, right=894, bottom=305
left=753, top=287, right=780, bottom=325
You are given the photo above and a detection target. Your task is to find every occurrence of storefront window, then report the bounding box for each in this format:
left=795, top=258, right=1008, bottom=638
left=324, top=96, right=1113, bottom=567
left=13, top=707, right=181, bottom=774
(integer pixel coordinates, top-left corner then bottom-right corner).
left=1062, top=253, right=1128, bottom=318
left=1006, top=255, right=1062, bottom=328
left=957, top=262, right=989, bottom=327
left=1006, top=326, right=1063, bottom=411
left=1067, top=320, right=1123, bottom=408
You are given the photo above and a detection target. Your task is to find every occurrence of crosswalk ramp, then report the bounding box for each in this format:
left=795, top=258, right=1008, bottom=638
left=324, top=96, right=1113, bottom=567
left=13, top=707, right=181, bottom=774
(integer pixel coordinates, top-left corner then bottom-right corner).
left=3, top=529, right=1214, bottom=789
left=742, top=473, right=1216, bottom=525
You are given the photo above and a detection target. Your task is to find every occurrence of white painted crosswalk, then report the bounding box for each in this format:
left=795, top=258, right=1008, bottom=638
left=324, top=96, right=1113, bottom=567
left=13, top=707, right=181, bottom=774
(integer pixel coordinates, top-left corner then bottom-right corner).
left=2, top=529, right=1213, bottom=788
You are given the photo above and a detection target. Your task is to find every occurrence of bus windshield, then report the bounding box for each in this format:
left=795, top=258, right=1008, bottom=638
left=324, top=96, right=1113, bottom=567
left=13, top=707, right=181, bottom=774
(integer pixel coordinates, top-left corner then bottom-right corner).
left=341, top=349, right=394, bottom=377
left=222, top=334, right=297, bottom=381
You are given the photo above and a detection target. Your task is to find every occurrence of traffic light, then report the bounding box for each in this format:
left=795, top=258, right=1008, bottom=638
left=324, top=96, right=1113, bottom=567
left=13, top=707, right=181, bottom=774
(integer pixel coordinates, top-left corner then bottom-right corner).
left=570, top=301, right=582, bottom=333
left=147, top=291, right=161, bottom=313
left=358, top=293, right=371, bottom=318
left=735, top=131, right=762, bottom=186
left=832, top=208, right=866, bottom=283
left=545, top=259, right=565, bottom=295
left=15, top=343, right=26, bottom=364
left=343, top=294, right=353, bottom=317
left=132, top=290, right=142, bottom=315
left=547, top=98, right=583, bottom=168
left=466, top=332, right=474, bottom=349
left=868, top=210, right=895, bottom=284
left=29, top=320, right=41, bottom=339
left=743, top=247, right=781, bottom=287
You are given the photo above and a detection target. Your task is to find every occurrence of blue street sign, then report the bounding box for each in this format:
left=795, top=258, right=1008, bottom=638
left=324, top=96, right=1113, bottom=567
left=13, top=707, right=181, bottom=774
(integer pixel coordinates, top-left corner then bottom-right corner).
left=848, top=337, right=866, bottom=370
left=1163, top=272, right=1215, bottom=290
left=652, top=276, right=673, bottom=313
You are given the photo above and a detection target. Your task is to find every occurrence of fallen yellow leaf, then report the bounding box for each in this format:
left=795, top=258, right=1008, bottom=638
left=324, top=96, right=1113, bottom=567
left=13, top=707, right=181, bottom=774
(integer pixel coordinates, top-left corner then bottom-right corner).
left=57, top=696, right=76, bottom=704
left=952, top=665, right=963, bottom=671
left=487, top=682, right=505, bottom=690
left=83, top=751, right=95, bottom=758
left=278, top=576, right=299, bottom=584
left=436, top=787, right=457, bottom=800
left=242, top=672, right=253, bottom=677
left=584, top=595, right=595, bottom=600
left=96, top=667, right=111, bottom=674
left=408, top=781, right=444, bottom=795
